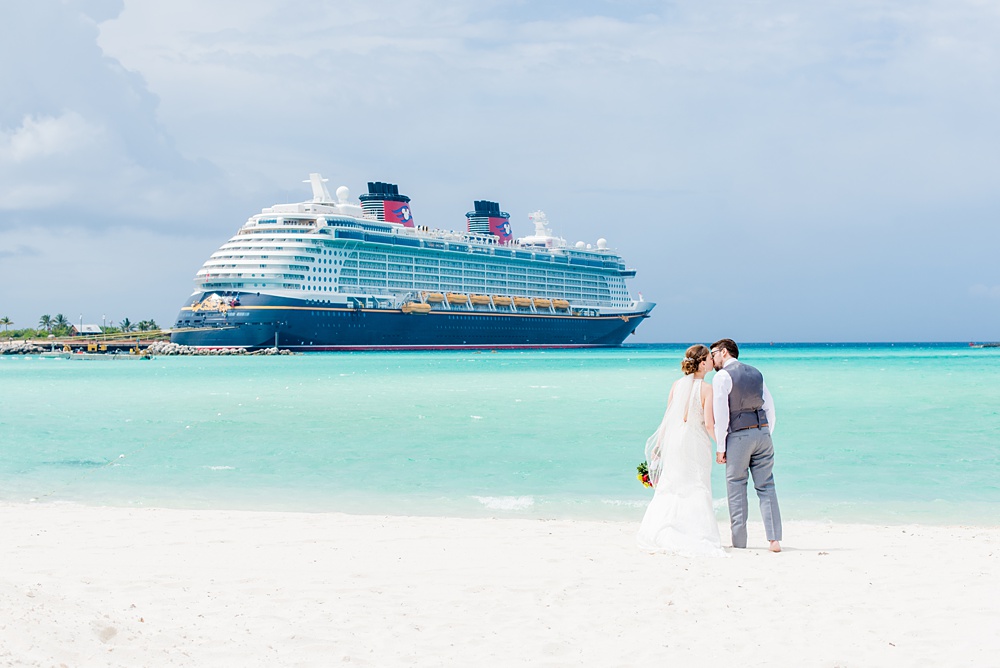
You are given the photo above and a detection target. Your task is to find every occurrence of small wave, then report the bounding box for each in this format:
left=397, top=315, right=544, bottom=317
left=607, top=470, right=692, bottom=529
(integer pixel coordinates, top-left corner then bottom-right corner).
left=205, top=465, right=235, bottom=471
left=470, top=415, right=483, bottom=420
left=42, top=459, right=108, bottom=469
left=473, top=495, right=535, bottom=511
left=601, top=499, right=646, bottom=508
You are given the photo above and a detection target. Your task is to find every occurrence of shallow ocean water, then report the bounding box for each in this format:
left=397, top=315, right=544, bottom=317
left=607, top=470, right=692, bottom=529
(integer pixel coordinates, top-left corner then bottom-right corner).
left=1, top=343, right=997, bottom=525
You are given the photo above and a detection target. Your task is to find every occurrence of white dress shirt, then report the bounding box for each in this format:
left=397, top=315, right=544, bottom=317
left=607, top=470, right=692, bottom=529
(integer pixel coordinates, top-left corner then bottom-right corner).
left=712, top=358, right=776, bottom=454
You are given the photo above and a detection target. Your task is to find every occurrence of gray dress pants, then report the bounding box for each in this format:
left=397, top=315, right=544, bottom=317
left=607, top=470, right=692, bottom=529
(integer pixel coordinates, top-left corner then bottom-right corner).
left=725, top=426, right=782, bottom=548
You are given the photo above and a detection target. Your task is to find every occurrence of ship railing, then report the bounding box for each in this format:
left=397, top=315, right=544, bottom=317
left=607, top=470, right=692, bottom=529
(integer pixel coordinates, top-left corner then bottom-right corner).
left=406, top=226, right=501, bottom=247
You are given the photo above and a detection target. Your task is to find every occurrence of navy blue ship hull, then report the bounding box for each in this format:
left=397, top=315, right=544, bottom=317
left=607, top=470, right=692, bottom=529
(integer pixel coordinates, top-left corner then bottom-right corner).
left=170, top=293, right=652, bottom=351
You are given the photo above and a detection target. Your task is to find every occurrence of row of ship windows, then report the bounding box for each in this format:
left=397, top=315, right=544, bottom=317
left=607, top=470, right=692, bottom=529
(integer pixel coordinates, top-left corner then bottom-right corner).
left=205, top=266, right=614, bottom=293
left=212, top=254, right=594, bottom=279
left=231, top=234, right=622, bottom=268
left=229, top=237, right=624, bottom=269
left=356, top=268, right=601, bottom=282
left=353, top=250, right=617, bottom=274
left=218, top=248, right=615, bottom=278
left=204, top=267, right=605, bottom=285
left=212, top=256, right=580, bottom=274
left=201, top=282, right=618, bottom=306
left=212, top=274, right=621, bottom=302
left=204, top=274, right=609, bottom=292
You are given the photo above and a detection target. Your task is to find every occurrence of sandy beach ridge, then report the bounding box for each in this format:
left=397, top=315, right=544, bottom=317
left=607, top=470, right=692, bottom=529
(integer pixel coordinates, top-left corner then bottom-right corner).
left=1, top=504, right=997, bottom=666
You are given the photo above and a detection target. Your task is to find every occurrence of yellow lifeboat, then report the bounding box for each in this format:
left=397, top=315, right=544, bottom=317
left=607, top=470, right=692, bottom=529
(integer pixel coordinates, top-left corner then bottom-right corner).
left=446, top=293, right=469, bottom=304
left=425, top=292, right=445, bottom=303
left=553, top=299, right=570, bottom=310
left=402, top=302, right=432, bottom=314
left=492, top=295, right=512, bottom=307
left=470, top=294, right=491, bottom=305
left=533, top=298, right=552, bottom=309
left=513, top=297, right=532, bottom=308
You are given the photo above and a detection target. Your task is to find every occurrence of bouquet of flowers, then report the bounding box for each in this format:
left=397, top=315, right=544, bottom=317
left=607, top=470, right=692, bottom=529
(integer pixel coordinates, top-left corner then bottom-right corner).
left=636, top=461, right=653, bottom=488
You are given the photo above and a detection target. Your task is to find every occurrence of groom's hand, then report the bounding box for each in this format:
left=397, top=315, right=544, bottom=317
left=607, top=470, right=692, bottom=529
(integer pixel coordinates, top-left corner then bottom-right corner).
left=716, top=452, right=726, bottom=464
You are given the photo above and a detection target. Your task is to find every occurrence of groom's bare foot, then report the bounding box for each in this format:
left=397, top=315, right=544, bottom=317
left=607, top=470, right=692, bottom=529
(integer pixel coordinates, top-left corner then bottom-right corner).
left=769, top=540, right=781, bottom=553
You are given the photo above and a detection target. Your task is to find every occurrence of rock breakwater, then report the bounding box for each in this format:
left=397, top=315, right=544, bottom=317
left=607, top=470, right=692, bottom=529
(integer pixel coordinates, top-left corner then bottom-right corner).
left=0, top=341, right=46, bottom=355
left=143, top=341, right=294, bottom=356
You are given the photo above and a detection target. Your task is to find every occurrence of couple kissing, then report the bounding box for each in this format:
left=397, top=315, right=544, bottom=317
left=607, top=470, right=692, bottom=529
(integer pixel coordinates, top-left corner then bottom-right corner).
left=636, top=339, right=782, bottom=556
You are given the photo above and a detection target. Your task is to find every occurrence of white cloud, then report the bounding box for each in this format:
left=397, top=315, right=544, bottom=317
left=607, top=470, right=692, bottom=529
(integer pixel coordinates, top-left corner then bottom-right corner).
left=1, top=111, right=104, bottom=163
left=0, top=1, right=230, bottom=228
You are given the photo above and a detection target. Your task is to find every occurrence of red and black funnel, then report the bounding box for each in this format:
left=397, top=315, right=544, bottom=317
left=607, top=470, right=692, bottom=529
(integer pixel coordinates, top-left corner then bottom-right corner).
left=467, top=200, right=512, bottom=244
left=359, top=182, right=414, bottom=227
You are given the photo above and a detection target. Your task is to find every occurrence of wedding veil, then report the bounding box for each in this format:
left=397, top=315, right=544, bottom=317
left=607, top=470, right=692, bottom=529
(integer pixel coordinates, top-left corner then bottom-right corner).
left=644, top=375, right=697, bottom=488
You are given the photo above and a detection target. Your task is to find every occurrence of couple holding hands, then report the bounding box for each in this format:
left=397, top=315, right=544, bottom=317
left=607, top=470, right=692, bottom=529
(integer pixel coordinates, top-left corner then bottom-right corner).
left=637, top=339, right=782, bottom=556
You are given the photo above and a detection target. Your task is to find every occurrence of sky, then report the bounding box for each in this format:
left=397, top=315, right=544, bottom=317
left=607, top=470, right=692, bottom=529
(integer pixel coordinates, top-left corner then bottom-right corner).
left=1, top=0, right=998, bottom=342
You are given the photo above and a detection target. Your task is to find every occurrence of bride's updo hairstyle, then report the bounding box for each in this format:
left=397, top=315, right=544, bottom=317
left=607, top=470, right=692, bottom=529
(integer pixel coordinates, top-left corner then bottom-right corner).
left=681, top=344, right=710, bottom=375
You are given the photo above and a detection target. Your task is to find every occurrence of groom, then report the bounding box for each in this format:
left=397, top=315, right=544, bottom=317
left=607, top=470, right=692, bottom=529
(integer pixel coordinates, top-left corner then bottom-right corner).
left=710, top=339, right=782, bottom=552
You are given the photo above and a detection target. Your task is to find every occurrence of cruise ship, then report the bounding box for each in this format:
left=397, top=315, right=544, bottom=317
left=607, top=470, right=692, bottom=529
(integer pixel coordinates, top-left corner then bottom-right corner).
left=169, top=174, right=654, bottom=350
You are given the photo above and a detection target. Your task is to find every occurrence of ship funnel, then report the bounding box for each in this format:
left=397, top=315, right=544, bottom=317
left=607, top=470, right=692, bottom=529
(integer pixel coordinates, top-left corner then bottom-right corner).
left=359, top=181, right=414, bottom=226
left=467, top=200, right=512, bottom=244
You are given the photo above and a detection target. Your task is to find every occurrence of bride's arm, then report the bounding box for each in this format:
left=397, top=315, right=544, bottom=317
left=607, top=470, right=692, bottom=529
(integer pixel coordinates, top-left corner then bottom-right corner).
left=702, top=381, right=715, bottom=439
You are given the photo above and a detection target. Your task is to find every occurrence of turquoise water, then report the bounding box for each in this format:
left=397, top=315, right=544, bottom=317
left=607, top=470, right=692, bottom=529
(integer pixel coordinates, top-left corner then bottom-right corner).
left=1, top=344, right=997, bottom=525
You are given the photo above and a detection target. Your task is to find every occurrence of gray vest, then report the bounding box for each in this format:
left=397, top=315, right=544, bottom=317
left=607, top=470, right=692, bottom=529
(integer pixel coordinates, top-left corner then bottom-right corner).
left=726, top=360, right=768, bottom=433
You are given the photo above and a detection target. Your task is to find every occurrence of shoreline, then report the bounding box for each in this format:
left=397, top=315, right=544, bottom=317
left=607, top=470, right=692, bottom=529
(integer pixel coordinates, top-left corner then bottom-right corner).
left=8, top=494, right=997, bottom=529
left=2, top=503, right=997, bottom=666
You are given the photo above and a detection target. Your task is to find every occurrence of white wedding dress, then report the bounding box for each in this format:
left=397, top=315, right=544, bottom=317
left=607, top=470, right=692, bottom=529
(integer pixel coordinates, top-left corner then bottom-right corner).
left=636, top=374, right=726, bottom=557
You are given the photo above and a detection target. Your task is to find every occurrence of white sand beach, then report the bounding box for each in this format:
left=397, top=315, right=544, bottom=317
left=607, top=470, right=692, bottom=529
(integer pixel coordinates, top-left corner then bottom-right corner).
left=1, top=504, right=997, bottom=667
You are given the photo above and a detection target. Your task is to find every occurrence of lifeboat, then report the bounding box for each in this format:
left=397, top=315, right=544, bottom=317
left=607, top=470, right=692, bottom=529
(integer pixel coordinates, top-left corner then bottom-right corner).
left=513, top=297, right=533, bottom=308
left=470, top=294, right=491, bottom=305
left=492, top=295, right=512, bottom=307
left=533, top=298, right=552, bottom=309
left=402, top=302, right=432, bottom=314
left=553, top=299, right=570, bottom=310
left=446, top=293, right=470, bottom=304
left=425, top=292, right=445, bottom=303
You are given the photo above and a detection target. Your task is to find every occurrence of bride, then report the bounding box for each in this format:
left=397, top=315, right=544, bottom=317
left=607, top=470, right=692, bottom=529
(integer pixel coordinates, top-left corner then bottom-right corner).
left=636, top=344, right=726, bottom=556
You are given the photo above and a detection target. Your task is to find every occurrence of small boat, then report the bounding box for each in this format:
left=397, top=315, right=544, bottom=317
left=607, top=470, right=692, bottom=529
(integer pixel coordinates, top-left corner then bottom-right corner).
left=553, top=299, right=570, bottom=310
left=470, top=294, right=491, bottom=305
left=533, top=298, right=552, bottom=309
left=513, top=297, right=532, bottom=308
left=70, top=352, right=152, bottom=361
left=446, top=293, right=469, bottom=304
left=401, top=302, right=432, bottom=314
left=425, top=292, right=445, bottom=303
left=492, top=295, right=512, bottom=307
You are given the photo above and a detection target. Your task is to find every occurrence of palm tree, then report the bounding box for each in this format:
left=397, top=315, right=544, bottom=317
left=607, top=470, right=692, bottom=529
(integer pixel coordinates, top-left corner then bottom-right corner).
left=137, top=320, right=152, bottom=332
left=39, top=314, right=52, bottom=332
left=0, top=316, right=11, bottom=333
left=52, top=314, right=71, bottom=337
left=119, top=317, right=134, bottom=332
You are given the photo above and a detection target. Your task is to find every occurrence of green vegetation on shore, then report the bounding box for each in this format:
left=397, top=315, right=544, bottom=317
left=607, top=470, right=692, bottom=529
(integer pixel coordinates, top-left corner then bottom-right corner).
left=0, top=314, right=161, bottom=340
